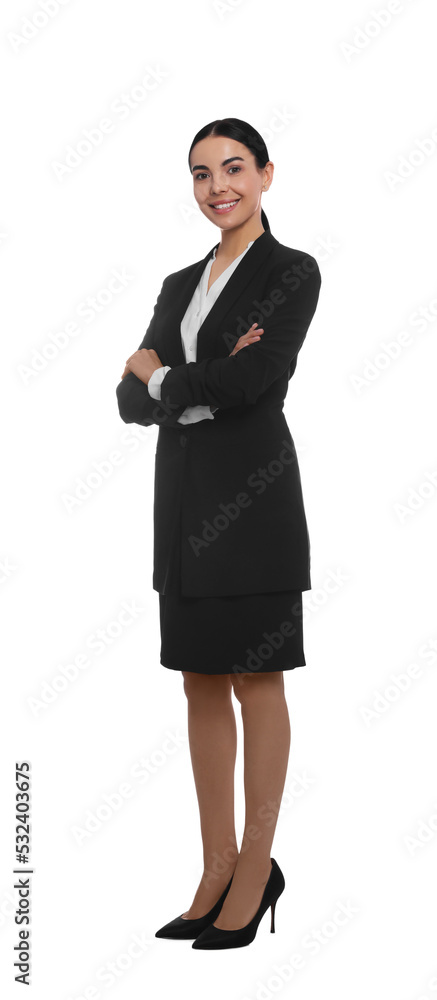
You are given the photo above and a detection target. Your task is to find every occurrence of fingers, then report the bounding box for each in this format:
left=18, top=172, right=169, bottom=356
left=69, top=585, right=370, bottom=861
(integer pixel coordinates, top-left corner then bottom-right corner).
left=241, top=325, right=265, bottom=342
left=229, top=326, right=265, bottom=356
left=239, top=326, right=264, bottom=349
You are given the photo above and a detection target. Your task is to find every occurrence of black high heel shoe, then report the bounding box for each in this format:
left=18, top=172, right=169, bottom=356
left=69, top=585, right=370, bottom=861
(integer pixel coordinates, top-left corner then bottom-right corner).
left=191, top=858, right=285, bottom=950
left=155, top=871, right=235, bottom=940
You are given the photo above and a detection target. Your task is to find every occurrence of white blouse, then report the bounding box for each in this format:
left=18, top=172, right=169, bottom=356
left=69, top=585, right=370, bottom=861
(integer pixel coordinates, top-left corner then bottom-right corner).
left=147, top=240, right=254, bottom=423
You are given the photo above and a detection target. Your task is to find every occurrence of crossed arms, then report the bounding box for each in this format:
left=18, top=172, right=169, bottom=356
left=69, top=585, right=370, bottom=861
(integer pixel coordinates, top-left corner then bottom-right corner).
left=116, top=255, right=321, bottom=427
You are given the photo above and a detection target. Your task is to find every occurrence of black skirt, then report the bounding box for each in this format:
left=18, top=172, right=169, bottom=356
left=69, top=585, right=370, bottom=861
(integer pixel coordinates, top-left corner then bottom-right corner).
left=158, top=519, right=306, bottom=676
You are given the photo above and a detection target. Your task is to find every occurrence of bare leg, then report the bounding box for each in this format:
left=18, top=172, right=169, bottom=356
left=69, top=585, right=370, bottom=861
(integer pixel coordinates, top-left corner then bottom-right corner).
left=213, top=670, right=291, bottom=930
left=181, top=671, right=239, bottom=918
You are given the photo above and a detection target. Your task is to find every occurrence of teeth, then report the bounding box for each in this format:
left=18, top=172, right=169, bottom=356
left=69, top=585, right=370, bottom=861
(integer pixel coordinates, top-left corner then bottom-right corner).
left=212, top=200, right=238, bottom=209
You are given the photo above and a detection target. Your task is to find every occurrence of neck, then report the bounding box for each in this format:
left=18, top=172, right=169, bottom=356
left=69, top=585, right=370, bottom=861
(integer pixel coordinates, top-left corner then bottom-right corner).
left=215, top=219, right=265, bottom=260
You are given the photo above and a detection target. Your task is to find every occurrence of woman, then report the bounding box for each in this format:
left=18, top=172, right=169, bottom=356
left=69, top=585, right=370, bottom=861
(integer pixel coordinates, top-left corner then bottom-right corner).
left=116, top=118, right=321, bottom=950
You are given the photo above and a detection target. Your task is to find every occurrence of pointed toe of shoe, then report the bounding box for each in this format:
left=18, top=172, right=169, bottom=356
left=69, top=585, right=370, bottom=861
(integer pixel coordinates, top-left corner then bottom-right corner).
left=192, top=924, right=234, bottom=949
left=192, top=858, right=286, bottom=950
left=192, top=922, right=253, bottom=950
left=155, top=914, right=205, bottom=940
left=155, top=873, right=235, bottom=940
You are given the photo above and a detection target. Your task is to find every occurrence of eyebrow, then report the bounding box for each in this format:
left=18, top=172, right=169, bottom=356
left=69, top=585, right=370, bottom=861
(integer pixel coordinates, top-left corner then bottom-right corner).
left=191, top=156, right=245, bottom=173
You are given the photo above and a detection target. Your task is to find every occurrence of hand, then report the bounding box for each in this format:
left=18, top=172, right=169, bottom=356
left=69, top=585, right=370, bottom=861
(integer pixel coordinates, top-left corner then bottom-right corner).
left=229, top=323, right=264, bottom=356
left=121, top=348, right=163, bottom=384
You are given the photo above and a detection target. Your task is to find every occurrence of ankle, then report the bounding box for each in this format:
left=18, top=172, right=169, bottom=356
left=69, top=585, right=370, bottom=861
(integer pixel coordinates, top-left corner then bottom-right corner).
left=201, top=857, right=238, bottom=890
left=234, top=852, right=272, bottom=873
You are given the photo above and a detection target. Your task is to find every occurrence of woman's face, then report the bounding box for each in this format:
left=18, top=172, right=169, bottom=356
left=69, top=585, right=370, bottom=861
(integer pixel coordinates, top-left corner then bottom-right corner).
left=190, top=136, right=273, bottom=230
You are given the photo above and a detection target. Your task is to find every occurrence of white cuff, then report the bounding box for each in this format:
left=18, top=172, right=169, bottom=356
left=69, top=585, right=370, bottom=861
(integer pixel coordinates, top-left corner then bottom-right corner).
left=148, top=366, right=171, bottom=400
left=177, top=406, right=215, bottom=425
left=148, top=367, right=215, bottom=423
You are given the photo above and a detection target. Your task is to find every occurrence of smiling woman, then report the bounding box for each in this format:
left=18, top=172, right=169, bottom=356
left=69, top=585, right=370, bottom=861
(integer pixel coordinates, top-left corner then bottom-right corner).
left=191, top=138, right=273, bottom=247
left=115, top=117, right=321, bottom=949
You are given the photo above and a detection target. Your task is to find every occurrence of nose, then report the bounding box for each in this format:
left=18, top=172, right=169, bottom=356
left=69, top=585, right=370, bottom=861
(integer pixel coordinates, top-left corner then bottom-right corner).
left=209, top=175, right=228, bottom=195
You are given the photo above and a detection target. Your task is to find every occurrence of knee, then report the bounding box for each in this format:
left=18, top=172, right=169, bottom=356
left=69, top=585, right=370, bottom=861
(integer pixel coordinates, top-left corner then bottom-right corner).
left=182, top=671, right=233, bottom=703
left=231, top=671, right=284, bottom=707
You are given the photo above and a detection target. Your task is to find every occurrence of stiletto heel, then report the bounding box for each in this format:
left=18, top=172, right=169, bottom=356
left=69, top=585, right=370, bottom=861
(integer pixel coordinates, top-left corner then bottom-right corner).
left=192, top=857, right=285, bottom=950
left=155, top=872, right=234, bottom=940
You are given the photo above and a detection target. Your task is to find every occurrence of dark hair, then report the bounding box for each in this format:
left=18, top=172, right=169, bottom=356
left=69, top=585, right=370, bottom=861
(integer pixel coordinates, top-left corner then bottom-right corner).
left=188, top=118, right=271, bottom=232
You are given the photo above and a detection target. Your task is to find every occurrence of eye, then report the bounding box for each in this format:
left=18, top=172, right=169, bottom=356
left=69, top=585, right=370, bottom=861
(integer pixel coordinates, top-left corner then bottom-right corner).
left=194, top=166, right=242, bottom=181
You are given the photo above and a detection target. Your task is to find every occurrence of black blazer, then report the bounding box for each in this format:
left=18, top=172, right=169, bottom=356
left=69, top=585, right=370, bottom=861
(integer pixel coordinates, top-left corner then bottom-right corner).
left=116, top=229, right=321, bottom=597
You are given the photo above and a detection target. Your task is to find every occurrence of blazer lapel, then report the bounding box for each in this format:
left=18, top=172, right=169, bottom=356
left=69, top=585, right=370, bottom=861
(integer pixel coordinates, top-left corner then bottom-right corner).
left=165, top=229, right=278, bottom=365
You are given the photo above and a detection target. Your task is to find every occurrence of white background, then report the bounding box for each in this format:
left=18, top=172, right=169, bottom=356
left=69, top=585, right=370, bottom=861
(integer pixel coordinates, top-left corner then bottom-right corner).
left=1, top=0, right=437, bottom=996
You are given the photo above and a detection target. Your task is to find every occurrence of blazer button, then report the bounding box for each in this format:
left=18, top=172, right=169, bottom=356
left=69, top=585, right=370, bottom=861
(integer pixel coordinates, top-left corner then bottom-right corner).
left=180, top=434, right=187, bottom=447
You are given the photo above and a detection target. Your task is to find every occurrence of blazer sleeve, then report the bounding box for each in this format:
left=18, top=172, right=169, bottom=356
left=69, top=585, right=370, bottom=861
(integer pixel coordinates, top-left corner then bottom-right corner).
left=158, top=257, right=322, bottom=409
left=115, top=277, right=188, bottom=428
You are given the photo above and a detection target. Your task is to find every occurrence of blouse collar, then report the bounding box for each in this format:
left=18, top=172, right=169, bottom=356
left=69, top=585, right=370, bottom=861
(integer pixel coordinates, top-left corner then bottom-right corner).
left=211, top=240, right=254, bottom=262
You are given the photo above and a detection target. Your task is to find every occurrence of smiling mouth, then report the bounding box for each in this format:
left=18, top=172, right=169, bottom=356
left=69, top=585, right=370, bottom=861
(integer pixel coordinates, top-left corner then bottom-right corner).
left=209, top=199, right=240, bottom=213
